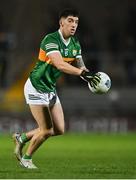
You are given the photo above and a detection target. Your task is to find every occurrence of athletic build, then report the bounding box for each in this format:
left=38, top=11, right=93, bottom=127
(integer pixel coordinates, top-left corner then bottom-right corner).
left=13, top=9, right=100, bottom=169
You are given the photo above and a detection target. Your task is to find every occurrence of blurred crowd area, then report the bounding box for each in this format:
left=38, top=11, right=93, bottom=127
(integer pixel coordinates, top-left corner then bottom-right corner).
left=0, top=0, right=136, bottom=133
left=0, top=0, right=136, bottom=89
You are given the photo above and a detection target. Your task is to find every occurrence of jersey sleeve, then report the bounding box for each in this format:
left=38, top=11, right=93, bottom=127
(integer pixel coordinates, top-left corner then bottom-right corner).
left=76, top=41, right=82, bottom=59
left=41, top=34, right=59, bottom=55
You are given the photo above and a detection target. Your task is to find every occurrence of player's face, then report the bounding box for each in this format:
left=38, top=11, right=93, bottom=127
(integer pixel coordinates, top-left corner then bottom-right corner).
left=60, top=16, right=79, bottom=38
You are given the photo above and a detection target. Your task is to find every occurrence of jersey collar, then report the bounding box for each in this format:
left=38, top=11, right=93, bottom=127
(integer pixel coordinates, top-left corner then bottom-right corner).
left=58, top=29, right=71, bottom=46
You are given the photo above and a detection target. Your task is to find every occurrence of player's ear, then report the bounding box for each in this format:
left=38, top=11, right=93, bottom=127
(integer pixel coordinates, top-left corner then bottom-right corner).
left=59, top=19, right=62, bottom=26
left=59, top=18, right=64, bottom=27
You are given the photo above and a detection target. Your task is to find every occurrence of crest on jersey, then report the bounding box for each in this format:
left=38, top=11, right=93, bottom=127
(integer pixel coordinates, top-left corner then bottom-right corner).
left=73, top=50, right=77, bottom=56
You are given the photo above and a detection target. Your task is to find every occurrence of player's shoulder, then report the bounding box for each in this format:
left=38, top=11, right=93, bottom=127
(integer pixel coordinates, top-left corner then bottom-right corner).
left=42, top=31, right=59, bottom=42
left=40, top=31, right=59, bottom=50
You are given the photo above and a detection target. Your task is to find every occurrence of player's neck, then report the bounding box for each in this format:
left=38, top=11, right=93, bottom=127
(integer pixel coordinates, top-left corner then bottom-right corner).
left=59, top=29, right=70, bottom=41
left=58, top=29, right=71, bottom=46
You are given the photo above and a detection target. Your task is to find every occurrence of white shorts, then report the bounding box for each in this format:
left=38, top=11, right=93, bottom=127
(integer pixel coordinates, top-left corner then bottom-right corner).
left=24, top=78, right=60, bottom=106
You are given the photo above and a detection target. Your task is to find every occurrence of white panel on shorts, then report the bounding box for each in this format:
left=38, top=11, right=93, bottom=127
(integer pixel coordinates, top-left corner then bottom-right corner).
left=24, top=78, right=60, bottom=106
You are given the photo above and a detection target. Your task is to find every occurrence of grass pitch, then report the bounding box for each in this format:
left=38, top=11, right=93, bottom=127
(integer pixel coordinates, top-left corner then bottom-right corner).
left=0, top=133, right=136, bottom=179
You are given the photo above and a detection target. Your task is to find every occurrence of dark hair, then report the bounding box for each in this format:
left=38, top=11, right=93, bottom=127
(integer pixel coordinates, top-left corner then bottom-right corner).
left=59, top=9, right=79, bottom=20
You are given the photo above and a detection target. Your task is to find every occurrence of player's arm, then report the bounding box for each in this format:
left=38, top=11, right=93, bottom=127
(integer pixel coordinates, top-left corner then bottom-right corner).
left=74, top=56, right=89, bottom=71
left=44, top=35, right=100, bottom=87
left=48, top=52, right=100, bottom=88
left=48, top=52, right=82, bottom=76
left=73, top=41, right=88, bottom=71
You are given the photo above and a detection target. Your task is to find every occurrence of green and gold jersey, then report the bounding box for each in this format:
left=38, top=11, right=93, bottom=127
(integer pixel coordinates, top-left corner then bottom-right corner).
left=29, top=29, right=82, bottom=92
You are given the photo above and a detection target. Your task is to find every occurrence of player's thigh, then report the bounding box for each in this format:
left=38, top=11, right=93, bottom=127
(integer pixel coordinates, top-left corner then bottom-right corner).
left=29, top=105, right=53, bottom=130
left=50, top=102, right=64, bottom=133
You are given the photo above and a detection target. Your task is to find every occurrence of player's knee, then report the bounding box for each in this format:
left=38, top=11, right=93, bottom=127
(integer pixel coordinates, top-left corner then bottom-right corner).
left=40, top=129, right=53, bottom=139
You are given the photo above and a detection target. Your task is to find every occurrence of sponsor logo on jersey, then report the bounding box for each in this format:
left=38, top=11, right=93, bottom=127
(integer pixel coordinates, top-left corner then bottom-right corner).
left=64, top=49, right=68, bottom=56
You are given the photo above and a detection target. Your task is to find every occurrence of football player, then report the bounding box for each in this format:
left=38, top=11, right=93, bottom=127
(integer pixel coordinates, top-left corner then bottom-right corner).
left=13, top=8, right=100, bottom=169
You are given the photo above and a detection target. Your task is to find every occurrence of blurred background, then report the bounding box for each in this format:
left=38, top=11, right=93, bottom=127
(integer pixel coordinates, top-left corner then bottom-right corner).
left=0, top=0, right=136, bottom=134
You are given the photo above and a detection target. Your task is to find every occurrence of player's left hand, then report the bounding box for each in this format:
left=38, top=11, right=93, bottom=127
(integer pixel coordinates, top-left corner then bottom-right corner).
left=80, top=70, right=101, bottom=89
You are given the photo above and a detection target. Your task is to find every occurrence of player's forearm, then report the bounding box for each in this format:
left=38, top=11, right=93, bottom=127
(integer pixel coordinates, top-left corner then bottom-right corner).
left=76, top=57, right=86, bottom=68
left=57, top=61, right=82, bottom=75
left=48, top=52, right=82, bottom=75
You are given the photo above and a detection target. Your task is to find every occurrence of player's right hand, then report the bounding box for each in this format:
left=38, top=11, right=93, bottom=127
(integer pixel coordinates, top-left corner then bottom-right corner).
left=80, top=70, right=101, bottom=89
